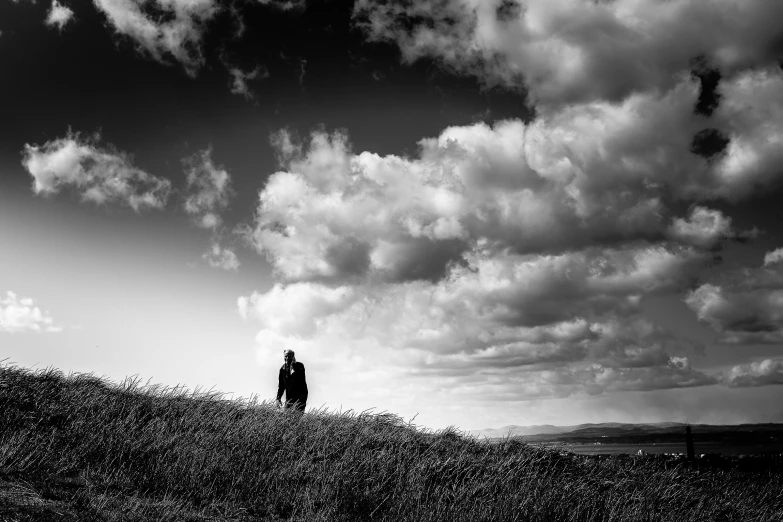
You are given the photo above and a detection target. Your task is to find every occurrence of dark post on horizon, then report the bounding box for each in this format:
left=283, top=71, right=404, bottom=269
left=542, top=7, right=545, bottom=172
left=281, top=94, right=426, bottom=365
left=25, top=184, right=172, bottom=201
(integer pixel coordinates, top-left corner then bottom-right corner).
left=686, top=426, right=696, bottom=461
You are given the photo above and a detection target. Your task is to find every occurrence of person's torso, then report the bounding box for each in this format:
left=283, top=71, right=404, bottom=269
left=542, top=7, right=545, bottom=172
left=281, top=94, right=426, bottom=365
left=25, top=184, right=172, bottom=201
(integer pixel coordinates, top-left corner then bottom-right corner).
left=281, top=362, right=308, bottom=398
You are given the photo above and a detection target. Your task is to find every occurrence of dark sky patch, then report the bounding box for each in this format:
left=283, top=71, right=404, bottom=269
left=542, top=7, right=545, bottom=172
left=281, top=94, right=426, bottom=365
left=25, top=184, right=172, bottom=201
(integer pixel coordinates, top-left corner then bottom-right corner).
left=496, top=0, right=522, bottom=23
left=0, top=0, right=530, bottom=233
left=690, top=128, right=729, bottom=160
left=690, top=56, right=722, bottom=117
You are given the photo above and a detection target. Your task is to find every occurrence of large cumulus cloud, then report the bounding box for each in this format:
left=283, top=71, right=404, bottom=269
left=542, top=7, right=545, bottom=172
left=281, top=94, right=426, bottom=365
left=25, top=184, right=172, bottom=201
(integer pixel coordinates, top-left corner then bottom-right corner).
left=252, top=70, right=777, bottom=285
left=354, top=0, right=783, bottom=111
left=238, top=0, right=783, bottom=422
left=243, top=219, right=717, bottom=406
left=242, top=66, right=783, bottom=409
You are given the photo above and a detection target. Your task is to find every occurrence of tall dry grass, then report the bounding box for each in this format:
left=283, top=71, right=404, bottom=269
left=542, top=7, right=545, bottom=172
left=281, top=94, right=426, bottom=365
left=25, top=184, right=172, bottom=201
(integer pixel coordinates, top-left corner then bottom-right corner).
left=0, top=364, right=781, bottom=521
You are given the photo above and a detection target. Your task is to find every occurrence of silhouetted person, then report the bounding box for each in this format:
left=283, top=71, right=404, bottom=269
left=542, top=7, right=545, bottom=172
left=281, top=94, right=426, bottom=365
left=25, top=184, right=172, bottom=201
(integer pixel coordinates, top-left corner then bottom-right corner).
left=276, top=349, right=308, bottom=413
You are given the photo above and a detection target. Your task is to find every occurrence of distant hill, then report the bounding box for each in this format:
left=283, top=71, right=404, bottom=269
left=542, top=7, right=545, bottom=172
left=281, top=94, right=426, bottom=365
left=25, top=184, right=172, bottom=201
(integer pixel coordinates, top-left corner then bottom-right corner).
left=468, top=422, right=685, bottom=439
left=467, top=422, right=783, bottom=443
left=468, top=424, right=570, bottom=438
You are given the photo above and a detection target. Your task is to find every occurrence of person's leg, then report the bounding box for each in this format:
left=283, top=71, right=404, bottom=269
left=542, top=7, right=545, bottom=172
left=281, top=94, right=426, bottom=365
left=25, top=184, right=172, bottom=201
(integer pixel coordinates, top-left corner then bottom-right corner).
left=293, top=400, right=305, bottom=420
left=284, top=399, right=305, bottom=412
left=284, top=399, right=306, bottom=420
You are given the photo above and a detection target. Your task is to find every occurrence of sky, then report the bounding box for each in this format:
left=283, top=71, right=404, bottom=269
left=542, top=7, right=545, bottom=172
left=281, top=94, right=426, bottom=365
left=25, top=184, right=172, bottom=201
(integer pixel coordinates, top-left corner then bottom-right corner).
left=2, top=0, right=783, bottom=431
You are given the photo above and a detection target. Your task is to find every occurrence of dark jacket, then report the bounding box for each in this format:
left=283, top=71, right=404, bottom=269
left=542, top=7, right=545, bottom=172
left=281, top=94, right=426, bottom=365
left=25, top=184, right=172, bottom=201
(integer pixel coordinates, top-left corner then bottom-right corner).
left=277, top=361, right=308, bottom=403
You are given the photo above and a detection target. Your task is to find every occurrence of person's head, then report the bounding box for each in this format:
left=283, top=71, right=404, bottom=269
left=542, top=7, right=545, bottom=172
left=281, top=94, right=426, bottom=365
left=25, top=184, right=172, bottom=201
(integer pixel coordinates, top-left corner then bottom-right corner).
left=283, top=349, right=295, bottom=365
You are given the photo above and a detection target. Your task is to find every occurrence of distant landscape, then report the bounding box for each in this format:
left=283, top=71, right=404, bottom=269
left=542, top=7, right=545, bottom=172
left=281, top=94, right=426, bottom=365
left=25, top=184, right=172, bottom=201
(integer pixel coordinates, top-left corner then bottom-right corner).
left=469, top=423, right=783, bottom=456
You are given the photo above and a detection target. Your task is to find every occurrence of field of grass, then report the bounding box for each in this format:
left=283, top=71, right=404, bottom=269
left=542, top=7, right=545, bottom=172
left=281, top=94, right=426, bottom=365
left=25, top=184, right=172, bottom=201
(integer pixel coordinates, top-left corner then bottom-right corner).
left=1, top=364, right=781, bottom=522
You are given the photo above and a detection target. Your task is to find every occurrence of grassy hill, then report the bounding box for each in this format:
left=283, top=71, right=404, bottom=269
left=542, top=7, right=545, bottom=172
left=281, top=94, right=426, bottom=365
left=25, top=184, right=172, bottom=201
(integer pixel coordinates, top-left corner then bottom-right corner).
left=1, top=364, right=781, bottom=521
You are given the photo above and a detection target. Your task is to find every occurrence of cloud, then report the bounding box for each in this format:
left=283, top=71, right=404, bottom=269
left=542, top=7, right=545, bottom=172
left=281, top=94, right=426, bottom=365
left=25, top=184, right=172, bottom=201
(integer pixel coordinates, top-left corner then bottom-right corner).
left=182, top=147, right=233, bottom=229
left=710, top=67, right=783, bottom=199
left=244, top=110, right=757, bottom=408
left=181, top=148, right=241, bottom=271
left=533, top=357, right=717, bottom=396
left=203, top=242, right=240, bottom=271
left=252, top=76, right=782, bottom=285
left=242, top=67, right=783, bottom=416
left=227, top=65, right=269, bottom=101
left=724, top=359, right=783, bottom=387
left=240, top=241, right=715, bottom=408
left=92, top=0, right=219, bottom=75
left=667, top=206, right=756, bottom=250
left=253, top=70, right=783, bottom=281
left=258, top=0, right=305, bottom=10
left=685, top=249, right=783, bottom=343
left=354, top=0, right=783, bottom=111
left=239, top=283, right=357, bottom=336
left=46, top=0, right=75, bottom=30
left=241, top=244, right=708, bottom=356
left=526, top=67, right=783, bottom=203
left=764, top=248, right=783, bottom=267
left=92, top=0, right=307, bottom=75
left=22, top=131, right=171, bottom=211
left=0, top=291, right=62, bottom=333
left=241, top=2, right=783, bottom=417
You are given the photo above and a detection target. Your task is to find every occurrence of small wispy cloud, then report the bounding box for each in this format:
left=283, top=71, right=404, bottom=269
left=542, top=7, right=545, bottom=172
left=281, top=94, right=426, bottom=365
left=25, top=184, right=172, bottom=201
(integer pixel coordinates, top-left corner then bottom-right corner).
left=227, top=65, right=269, bottom=101
left=182, top=147, right=233, bottom=230
left=181, top=148, right=241, bottom=271
left=764, top=248, right=783, bottom=267
left=92, top=0, right=306, bottom=76
left=298, top=58, right=307, bottom=86
left=258, top=0, right=305, bottom=10
left=203, top=242, right=240, bottom=271
left=45, top=0, right=74, bottom=30
left=92, top=0, right=219, bottom=76
left=1, top=291, right=62, bottom=334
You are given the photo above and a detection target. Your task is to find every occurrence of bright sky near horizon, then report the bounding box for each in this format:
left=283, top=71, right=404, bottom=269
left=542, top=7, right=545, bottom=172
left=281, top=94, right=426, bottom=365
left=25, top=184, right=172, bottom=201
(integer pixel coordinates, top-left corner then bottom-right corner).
left=2, top=0, right=783, bottom=431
